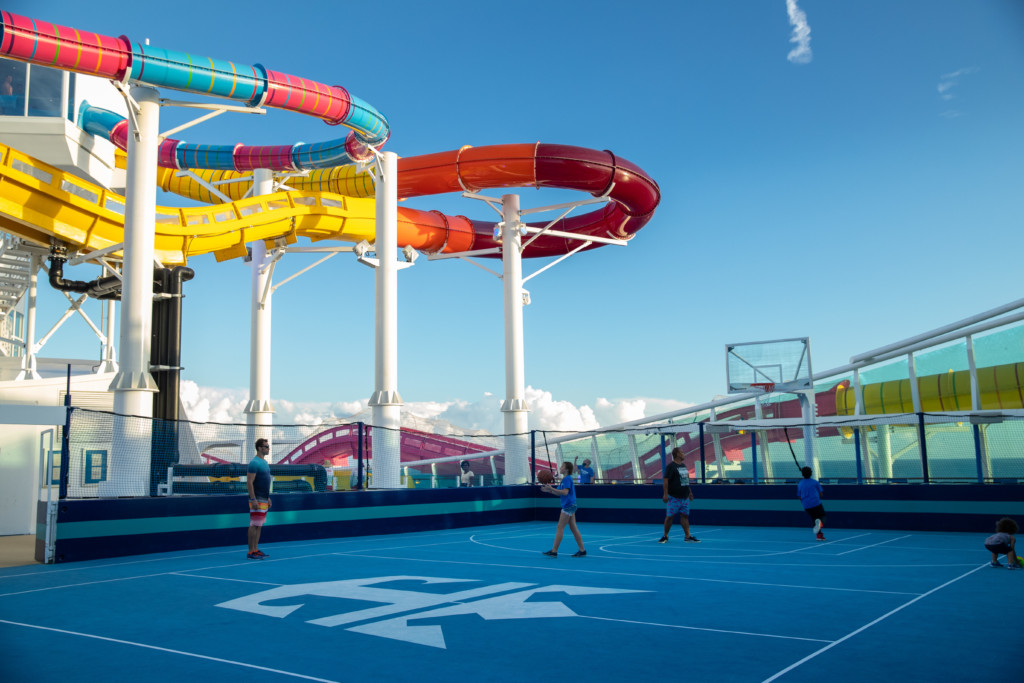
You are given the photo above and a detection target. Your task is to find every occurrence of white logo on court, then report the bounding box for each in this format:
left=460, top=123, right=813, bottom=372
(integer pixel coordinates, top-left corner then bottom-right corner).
left=216, top=575, right=645, bottom=648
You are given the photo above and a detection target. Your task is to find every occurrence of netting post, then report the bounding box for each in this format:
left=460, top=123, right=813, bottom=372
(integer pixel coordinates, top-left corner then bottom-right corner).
left=59, top=374, right=72, bottom=499
left=356, top=422, right=365, bottom=490
left=698, top=423, right=706, bottom=484
left=659, top=435, right=667, bottom=480
left=854, top=428, right=863, bottom=484
left=529, top=431, right=536, bottom=484
left=750, top=431, right=758, bottom=484
left=917, top=413, right=930, bottom=483
left=973, top=424, right=984, bottom=483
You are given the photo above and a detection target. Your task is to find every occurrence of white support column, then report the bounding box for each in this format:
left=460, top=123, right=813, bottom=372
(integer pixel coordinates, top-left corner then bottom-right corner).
left=797, top=391, right=817, bottom=470
left=852, top=369, right=863, bottom=416
left=966, top=334, right=981, bottom=410
left=368, top=151, right=402, bottom=488
left=97, top=298, right=118, bottom=373
left=907, top=352, right=921, bottom=412
left=878, top=424, right=893, bottom=479
left=589, top=435, right=603, bottom=482
left=500, top=194, right=530, bottom=485
left=105, top=85, right=160, bottom=497
left=15, top=253, right=40, bottom=380
left=627, top=434, right=643, bottom=484
left=245, top=169, right=275, bottom=450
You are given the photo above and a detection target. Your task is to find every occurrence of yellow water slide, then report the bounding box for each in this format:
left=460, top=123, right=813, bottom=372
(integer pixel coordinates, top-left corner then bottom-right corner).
left=0, top=142, right=382, bottom=264
left=835, top=363, right=1024, bottom=414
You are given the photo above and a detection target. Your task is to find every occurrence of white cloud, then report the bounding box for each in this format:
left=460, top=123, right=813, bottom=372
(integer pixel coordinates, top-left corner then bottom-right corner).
left=179, top=381, right=689, bottom=434
left=936, top=67, right=978, bottom=118
left=937, top=67, right=978, bottom=101
left=786, top=0, right=813, bottom=64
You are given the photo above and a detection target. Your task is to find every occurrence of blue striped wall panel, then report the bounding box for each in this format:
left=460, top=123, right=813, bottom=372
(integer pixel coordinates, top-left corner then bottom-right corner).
left=38, top=484, right=1024, bottom=563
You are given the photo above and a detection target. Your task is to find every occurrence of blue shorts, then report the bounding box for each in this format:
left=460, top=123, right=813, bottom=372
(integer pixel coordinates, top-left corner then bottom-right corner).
left=561, top=504, right=578, bottom=516
left=666, top=496, right=690, bottom=517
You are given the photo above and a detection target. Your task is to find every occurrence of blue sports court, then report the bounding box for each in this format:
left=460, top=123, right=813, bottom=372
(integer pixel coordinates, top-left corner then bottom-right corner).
left=1, top=521, right=1018, bottom=682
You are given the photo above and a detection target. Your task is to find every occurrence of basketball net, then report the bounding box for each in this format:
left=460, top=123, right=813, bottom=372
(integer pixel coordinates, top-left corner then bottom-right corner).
left=751, top=382, right=775, bottom=419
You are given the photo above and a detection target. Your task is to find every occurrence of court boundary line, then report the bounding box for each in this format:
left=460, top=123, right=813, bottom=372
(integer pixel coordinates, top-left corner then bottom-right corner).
left=579, top=614, right=832, bottom=643
left=331, top=551, right=923, bottom=596
left=760, top=563, right=988, bottom=682
left=0, top=618, right=341, bottom=683
left=836, top=534, right=911, bottom=556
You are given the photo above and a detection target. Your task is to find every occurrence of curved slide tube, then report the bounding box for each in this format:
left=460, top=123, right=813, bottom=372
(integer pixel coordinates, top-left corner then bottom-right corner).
left=0, top=11, right=660, bottom=259
left=77, top=104, right=660, bottom=257
left=0, top=141, right=658, bottom=262
left=0, top=11, right=389, bottom=166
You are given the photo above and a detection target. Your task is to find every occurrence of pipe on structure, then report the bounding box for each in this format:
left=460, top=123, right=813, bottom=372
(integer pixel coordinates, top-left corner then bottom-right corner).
left=150, top=265, right=194, bottom=496
left=47, top=247, right=122, bottom=300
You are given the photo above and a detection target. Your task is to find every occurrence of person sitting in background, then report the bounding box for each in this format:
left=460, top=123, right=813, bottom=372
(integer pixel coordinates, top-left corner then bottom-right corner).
left=460, top=460, right=475, bottom=487
left=0, top=75, right=13, bottom=114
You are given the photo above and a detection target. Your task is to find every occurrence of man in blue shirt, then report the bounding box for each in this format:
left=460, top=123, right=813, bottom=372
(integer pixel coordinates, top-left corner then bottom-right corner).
left=574, top=456, right=595, bottom=484
left=797, top=466, right=827, bottom=541
left=246, top=438, right=273, bottom=559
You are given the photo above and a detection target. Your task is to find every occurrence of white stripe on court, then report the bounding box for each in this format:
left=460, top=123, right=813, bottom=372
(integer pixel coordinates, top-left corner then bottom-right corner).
left=172, top=572, right=281, bottom=586
left=330, top=552, right=922, bottom=595
left=579, top=615, right=832, bottom=643
left=837, top=535, right=911, bottom=556
left=760, top=563, right=988, bottom=682
left=0, top=618, right=340, bottom=683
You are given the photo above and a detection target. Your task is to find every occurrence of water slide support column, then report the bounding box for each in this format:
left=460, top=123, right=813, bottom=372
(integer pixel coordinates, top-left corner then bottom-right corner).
left=15, top=253, right=40, bottom=380
left=104, top=85, right=160, bottom=496
left=500, top=194, right=530, bottom=485
left=245, top=169, right=275, bottom=452
left=368, top=151, right=402, bottom=489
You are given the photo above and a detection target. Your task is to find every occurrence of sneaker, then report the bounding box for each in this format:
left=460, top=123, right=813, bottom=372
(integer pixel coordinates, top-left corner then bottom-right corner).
left=542, top=550, right=557, bottom=557
left=246, top=552, right=261, bottom=560
left=254, top=550, right=269, bottom=558
left=572, top=550, right=587, bottom=557
left=816, top=532, right=826, bottom=541
left=684, top=536, right=701, bottom=543
left=1010, top=562, right=1022, bottom=571
left=813, top=520, right=822, bottom=535
left=658, top=536, right=669, bottom=544
left=991, top=560, right=1003, bottom=568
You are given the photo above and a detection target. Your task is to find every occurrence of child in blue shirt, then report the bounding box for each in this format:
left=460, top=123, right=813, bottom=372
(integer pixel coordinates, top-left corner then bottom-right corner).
left=797, top=466, right=827, bottom=541
left=540, top=461, right=586, bottom=558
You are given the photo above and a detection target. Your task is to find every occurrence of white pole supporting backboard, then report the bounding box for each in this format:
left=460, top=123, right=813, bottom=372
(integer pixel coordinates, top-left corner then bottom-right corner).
left=966, top=334, right=981, bottom=410
left=500, top=194, right=530, bottom=485
left=908, top=352, right=921, bottom=413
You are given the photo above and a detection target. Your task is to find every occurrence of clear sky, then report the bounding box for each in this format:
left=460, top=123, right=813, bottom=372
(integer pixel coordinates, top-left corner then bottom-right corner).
left=13, top=0, right=1024, bottom=432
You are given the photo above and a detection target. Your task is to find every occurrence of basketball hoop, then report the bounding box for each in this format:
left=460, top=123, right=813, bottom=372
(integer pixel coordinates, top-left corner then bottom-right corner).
left=750, top=382, right=775, bottom=394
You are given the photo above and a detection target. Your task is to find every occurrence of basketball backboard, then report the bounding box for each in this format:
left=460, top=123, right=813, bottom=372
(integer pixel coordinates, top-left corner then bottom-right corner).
left=725, top=337, right=812, bottom=393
